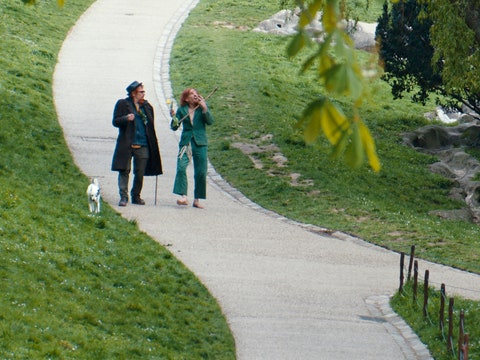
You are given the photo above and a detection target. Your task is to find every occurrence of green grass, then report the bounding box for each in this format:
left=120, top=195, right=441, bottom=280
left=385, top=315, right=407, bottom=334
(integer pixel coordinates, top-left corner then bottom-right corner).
left=0, top=1, right=234, bottom=358
left=391, top=281, right=479, bottom=359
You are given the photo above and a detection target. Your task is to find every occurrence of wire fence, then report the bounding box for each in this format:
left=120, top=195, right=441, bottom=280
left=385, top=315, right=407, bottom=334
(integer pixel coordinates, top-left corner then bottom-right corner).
left=398, top=245, right=473, bottom=360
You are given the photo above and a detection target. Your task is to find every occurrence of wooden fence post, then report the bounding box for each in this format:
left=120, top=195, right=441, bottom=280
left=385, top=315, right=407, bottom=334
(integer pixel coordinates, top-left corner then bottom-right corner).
left=448, top=297, right=454, bottom=352
left=423, top=270, right=429, bottom=318
left=400, top=252, right=405, bottom=292
left=458, top=311, right=468, bottom=360
left=407, top=245, right=415, bottom=281
left=460, top=334, right=469, bottom=360
left=440, top=284, right=446, bottom=332
left=413, top=260, right=418, bottom=302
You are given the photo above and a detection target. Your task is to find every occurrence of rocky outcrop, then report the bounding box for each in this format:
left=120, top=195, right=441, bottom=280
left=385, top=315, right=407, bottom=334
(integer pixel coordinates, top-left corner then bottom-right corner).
left=253, top=9, right=376, bottom=50
left=402, top=120, right=480, bottom=223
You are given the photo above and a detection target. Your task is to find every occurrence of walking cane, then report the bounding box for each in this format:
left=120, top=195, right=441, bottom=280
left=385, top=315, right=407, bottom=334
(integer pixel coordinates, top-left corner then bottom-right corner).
left=154, top=175, right=158, bottom=206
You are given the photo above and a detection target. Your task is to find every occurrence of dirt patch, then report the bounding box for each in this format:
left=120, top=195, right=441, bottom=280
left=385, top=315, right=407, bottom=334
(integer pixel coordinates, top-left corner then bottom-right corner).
left=211, top=21, right=249, bottom=31
left=230, top=134, right=314, bottom=187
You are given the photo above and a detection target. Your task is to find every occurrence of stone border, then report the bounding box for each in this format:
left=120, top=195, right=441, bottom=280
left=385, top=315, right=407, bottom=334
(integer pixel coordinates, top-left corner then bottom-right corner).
left=366, top=295, right=433, bottom=360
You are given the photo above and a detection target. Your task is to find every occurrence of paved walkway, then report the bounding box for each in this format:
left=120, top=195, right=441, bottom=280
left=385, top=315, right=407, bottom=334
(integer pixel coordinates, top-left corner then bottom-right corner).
left=53, top=1, right=480, bottom=359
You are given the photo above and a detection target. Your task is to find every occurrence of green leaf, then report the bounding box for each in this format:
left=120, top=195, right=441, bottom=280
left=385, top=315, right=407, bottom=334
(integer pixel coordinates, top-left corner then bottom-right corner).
left=298, top=102, right=380, bottom=171
left=323, top=63, right=363, bottom=99
left=346, top=64, right=363, bottom=100
left=318, top=55, right=334, bottom=76
left=323, top=64, right=347, bottom=93
left=287, top=31, right=308, bottom=58
left=330, top=127, right=351, bottom=159
left=296, top=98, right=323, bottom=127
left=323, top=0, right=340, bottom=32
left=345, top=122, right=364, bottom=168
left=359, top=120, right=381, bottom=172
left=299, top=0, right=323, bottom=28
left=331, top=30, right=349, bottom=59
left=298, top=98, right=348, bottom=145
left=301, top=54, right=318, bottom=73
left=297, top=98, right=325, bottom=143
left=321, top=100, right=348, bottom=144
left=304, top=109, right=323, bottom=143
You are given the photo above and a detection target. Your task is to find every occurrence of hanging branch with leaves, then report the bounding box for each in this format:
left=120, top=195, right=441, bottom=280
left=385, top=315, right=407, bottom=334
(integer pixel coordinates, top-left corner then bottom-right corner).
left=288, top=0, right=381, bottom=172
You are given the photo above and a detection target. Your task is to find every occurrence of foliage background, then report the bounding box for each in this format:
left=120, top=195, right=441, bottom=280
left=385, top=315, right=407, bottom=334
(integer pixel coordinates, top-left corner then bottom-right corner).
left=170, top=0, right=480, bottom=274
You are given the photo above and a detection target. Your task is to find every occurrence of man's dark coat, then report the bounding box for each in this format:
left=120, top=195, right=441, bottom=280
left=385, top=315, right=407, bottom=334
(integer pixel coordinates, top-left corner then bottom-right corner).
left=111, top=98, right=163, bottom=175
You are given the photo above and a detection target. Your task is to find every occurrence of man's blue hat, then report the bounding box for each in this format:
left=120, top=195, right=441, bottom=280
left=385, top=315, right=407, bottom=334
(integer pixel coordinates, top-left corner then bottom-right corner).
left=126, top=81, right=142, bottom=94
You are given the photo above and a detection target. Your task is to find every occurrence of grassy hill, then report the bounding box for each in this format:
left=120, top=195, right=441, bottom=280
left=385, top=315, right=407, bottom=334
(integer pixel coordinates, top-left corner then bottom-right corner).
left=0, top=1, right=234, bottom=358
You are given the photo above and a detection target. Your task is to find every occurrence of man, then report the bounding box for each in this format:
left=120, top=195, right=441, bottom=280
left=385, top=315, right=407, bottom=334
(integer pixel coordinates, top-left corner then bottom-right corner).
left=111, top=81, right=162, bottom=206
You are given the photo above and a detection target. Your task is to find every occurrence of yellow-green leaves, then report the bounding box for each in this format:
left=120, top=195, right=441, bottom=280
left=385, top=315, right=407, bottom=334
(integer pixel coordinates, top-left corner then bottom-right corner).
left=323, top=0, right=340, bottom=32
left=320, top=100, right=348, bottom=144
left=323, top=63, right=363, bottom=99
left=298, top=98, right=380, bottom=171
left=345, top=121, right=363, bottom=168
left=287, top=31, right=310, bottom=58
left=288, top=0, right=381, bottom=171
left=299, top=1, right=323, bottom=28
left=299, top=98, right=347, bottom=144
left=359, top=119, right=381, bottom=171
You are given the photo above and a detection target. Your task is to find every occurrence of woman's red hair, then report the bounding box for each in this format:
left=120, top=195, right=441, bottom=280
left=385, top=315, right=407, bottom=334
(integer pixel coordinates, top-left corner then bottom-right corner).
left=179, top=88, right=197, bottom=106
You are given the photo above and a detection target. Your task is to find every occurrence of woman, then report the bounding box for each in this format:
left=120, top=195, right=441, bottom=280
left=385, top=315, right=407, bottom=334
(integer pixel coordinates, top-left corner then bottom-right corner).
left=171, top=88, right=214, bottom=209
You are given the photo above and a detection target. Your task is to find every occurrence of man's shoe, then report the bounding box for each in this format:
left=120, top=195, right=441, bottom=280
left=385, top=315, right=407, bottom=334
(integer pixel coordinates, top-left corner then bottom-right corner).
left=132, top=197, right=145, bottom=205
left=119, top=198, right=128, bottom=207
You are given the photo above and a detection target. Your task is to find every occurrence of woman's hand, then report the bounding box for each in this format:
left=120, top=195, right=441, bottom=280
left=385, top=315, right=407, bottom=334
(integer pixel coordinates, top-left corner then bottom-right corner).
left=197, top=95, right=208, bottom=112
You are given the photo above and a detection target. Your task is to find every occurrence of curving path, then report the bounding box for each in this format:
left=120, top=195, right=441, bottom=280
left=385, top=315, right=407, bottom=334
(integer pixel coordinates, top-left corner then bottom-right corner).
left=53, top=0, right=480, bottom=359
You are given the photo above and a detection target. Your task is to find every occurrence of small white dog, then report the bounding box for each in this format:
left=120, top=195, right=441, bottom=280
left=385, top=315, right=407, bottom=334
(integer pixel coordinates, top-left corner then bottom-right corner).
left=86, top=178, right=101, bottom=214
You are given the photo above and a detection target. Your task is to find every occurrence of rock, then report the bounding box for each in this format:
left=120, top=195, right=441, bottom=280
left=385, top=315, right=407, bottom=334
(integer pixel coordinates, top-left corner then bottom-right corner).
left=402, top=123, right=480, bottom=150
left=253, top=9, right=300, bottom=36
left=350, top=21, right=377, bottom=50
left=403, top=123, right=480, bottom=224
left=253, top=9, right=376, bottom=50
left=458, top=113, right=477, bottom=124
left=429, top=209, right=473, bottom=222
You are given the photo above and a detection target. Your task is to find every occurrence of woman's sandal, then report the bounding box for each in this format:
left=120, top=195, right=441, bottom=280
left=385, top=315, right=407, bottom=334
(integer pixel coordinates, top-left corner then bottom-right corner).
left=176, top=198, right=188, bottom=206
left=192, top=200, right=204, bottom=209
